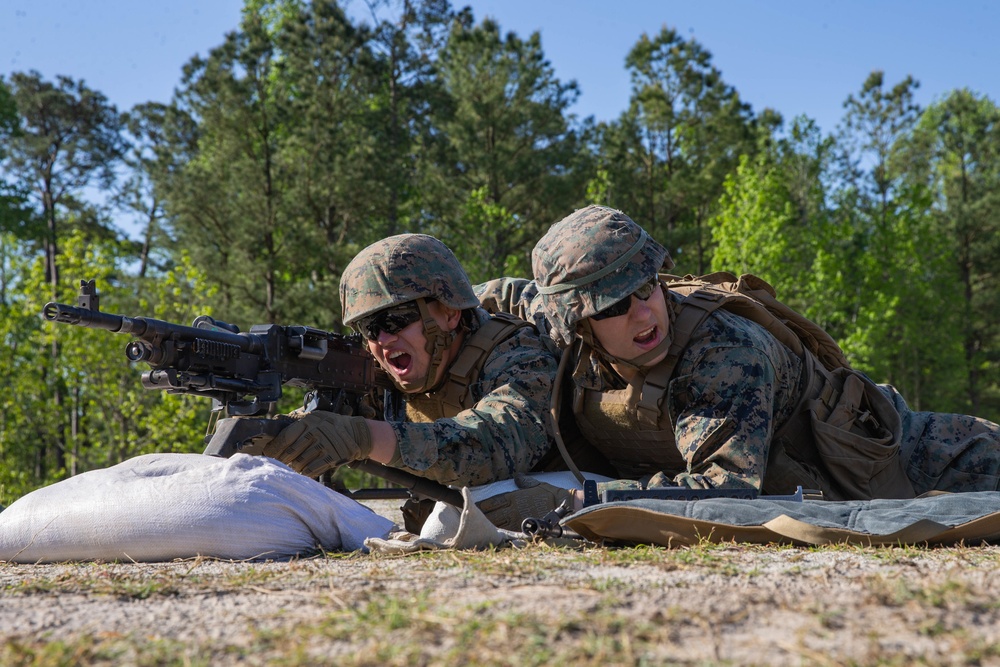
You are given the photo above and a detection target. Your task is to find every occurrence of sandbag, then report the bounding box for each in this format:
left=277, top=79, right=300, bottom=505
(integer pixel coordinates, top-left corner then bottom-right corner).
left=0, top=453, right=395, bottom=563
left=564, top=492, right=1000, bottom=547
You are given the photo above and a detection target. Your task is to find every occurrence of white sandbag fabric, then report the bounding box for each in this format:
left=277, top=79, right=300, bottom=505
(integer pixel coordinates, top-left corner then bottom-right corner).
left=365, top=488, right=521, bottom=554
left=564, top=492, right=1000, bottom=547
left=0, top=453, right=395, bottom=563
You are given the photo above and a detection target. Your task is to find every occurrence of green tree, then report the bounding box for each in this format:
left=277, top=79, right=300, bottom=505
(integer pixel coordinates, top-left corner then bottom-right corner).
left=0, top=77, right=32, bottom=306
left=0, top=235, right=211, bottom=504
left=117, top=103, right=178, bottom=278
left=2, top=71, right=124, bottom=300
left=901, top=90, right=1000, bottom=417
left=428, top=11, right=586, bottom=280
left=599, top=27, right=755, bottom=274
left=708, top=115, right=845, bottom=329
left=361, top=0, right=455, bottom=238
left=2, top=71, right=125, bottom=478
left=158, top=0, right=408, bottom=328
left=160, top=6, right=298, bottom=325
left=710, top=153, right=800, bottom=294
left=831, top=72, right=963, bottom=410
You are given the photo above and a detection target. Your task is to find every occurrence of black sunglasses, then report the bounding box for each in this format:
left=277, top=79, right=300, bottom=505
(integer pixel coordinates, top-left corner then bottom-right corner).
left=357, top=302, right=423, bottom=341
left=591, top=279, right=659, bottom=321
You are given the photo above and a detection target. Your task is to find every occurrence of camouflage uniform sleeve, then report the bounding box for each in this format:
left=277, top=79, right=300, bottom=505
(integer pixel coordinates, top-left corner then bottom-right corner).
left=388, top=326, right=557, bottom=487
left=474, top=278, right=551, bottom=339
left=474, top=277, right=531, bottom=318
left=588, top=308, right=801, bottom=495
left=662, top=343, right=779, bottom=490
left=591, top=342, right=779, bottom=497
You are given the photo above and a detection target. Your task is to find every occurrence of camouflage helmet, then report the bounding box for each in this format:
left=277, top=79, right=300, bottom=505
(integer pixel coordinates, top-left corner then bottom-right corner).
left=532, top=205, right=674, bottom=347
left=341, top=234, right=479, bottom=326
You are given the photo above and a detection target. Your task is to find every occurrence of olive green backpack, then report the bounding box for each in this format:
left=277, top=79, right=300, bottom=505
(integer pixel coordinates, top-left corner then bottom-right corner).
left=660, top=271, right=850, bottom=373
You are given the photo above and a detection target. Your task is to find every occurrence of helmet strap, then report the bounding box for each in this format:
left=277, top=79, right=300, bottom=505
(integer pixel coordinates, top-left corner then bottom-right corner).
left=409, top=297, right=459, bottom=394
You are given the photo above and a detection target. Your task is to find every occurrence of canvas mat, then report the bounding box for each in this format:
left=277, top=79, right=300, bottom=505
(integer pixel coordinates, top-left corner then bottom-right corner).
left=369, top=489, right=1000, bottom=553
left=563, top=492, right=1000, bottom=547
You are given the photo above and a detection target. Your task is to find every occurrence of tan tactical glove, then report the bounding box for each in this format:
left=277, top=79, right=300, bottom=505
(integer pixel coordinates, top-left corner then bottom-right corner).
left=262, top=411, right=373, bottom=477
left=476, top=474, right=573, bottom=532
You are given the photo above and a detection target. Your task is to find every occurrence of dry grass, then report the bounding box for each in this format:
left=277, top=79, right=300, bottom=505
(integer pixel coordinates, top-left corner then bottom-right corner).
left=4, top=538, right=1000, bottom=666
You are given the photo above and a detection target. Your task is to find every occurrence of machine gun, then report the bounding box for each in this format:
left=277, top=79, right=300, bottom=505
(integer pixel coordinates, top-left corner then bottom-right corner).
left=42, top=279, right=463, bottom=508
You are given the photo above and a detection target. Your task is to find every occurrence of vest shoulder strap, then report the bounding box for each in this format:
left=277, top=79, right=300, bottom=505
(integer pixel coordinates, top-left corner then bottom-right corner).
left=661, top=272, right=850, bottom=373
left=423, top=313, right=532, bottom=418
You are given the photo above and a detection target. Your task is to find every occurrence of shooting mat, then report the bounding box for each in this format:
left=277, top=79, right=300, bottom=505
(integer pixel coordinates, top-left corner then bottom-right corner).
left=564, top=492, right=1000, bottom=547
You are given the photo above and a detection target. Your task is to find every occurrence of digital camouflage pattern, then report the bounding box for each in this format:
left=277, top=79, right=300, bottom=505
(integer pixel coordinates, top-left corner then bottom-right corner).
left=379, top=307, right=559, bottom=486
left=592, top=298, right=805, bottom=491
left=475, top=277, right=550, bottom=339
left=483, top=206, right=1000, bottom=497
left=340, top=233, right=480, bottom=325
left=340, top=233, right=559, bottom=487
left=892, top=390, right=1000, bottom=494
left=531, top=205, right=673, bottom=347
left=489, top=283, right=1000, bottom=496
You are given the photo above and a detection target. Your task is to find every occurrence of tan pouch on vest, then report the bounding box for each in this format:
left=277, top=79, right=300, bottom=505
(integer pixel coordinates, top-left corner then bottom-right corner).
left=808, top=368, right=915, bottom=499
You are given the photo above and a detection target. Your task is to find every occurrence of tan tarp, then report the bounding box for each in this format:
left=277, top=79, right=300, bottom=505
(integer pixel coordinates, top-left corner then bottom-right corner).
left=564, top=493, right=1000, bottom=547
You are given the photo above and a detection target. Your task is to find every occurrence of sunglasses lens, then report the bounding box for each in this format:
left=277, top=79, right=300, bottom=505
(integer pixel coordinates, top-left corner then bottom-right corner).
left=359, top=304, right=421, bottom=341
left=634, top=279, right=658, bottom=300
left=591, top=279, right=658, bottom=321
left=592, top=297, right=631, bottom=321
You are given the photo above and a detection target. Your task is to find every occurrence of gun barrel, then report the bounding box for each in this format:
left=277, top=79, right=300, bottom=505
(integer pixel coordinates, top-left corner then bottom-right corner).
left=42, top=301, right=259, bottom=355
left=42, top=302, right=144, bottom=335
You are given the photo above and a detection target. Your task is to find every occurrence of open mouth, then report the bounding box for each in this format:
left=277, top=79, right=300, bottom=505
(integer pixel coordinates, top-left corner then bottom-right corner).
left=387, top=350, right=412, bottom=373
left=634, top=326, right=657, bottom=346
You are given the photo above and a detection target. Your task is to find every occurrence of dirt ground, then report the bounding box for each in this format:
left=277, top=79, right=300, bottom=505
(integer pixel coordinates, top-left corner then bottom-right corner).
left=3, top=500, right=1000, bottom=666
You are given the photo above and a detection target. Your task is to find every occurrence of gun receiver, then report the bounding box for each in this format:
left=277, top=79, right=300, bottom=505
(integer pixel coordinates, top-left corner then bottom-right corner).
left=43, top=279, right=463, bottom=508
left=43, top=279, right=384, bottom=416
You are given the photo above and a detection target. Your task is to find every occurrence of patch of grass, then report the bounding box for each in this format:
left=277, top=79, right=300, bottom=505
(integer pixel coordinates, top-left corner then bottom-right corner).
left=246, top=592, right=682, bottom=667
left=0, top=634, right=212, bottom=667
left=589, top=576, right=627, bottom=593
left=221, top=565, right=285, bottom=589
left=7, top=543, right=1000, bottom=666
left=6, top=564, right=179, bottom=599
left=864, top=573, right=997, bottom=611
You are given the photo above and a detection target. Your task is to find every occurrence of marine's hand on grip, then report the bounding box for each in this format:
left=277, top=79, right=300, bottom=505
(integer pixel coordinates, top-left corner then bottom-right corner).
left=262, top=410, right=373, bottom=477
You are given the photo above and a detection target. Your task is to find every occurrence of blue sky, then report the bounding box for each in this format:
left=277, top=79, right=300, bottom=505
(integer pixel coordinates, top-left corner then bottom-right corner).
left=2, top=0, right=998, bottom=137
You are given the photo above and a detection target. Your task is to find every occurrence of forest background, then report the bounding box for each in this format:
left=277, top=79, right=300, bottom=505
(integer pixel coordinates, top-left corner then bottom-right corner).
left=1, top=0, right=999, bottom=505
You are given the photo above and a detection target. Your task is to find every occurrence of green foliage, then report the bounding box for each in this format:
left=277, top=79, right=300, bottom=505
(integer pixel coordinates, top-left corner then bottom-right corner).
left=0, top=234, right=212, bottom=505
left=833, top=184, right=965, bottom=412
left=457, top=186, right=520, bottom=281
left=4, top=2, right=1000, bottom=496
left=828, top=72, right=967, bottom=412
left=0, top=79, right=33, bottom=269
left=710, top=153, right=800, bottom=295
left=2, top=71, right=125, bottom=300
left=708, top=119, right=836, bottom=322
left=900, top=89, right=1000, bottom=416
left=427, top=12, right=586, bottom=278
left=606, top=26, right=755, bottom=274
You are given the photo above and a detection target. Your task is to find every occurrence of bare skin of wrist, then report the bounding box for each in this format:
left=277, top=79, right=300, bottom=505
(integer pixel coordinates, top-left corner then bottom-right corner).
left=367, top=420, right=399, bottom=464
